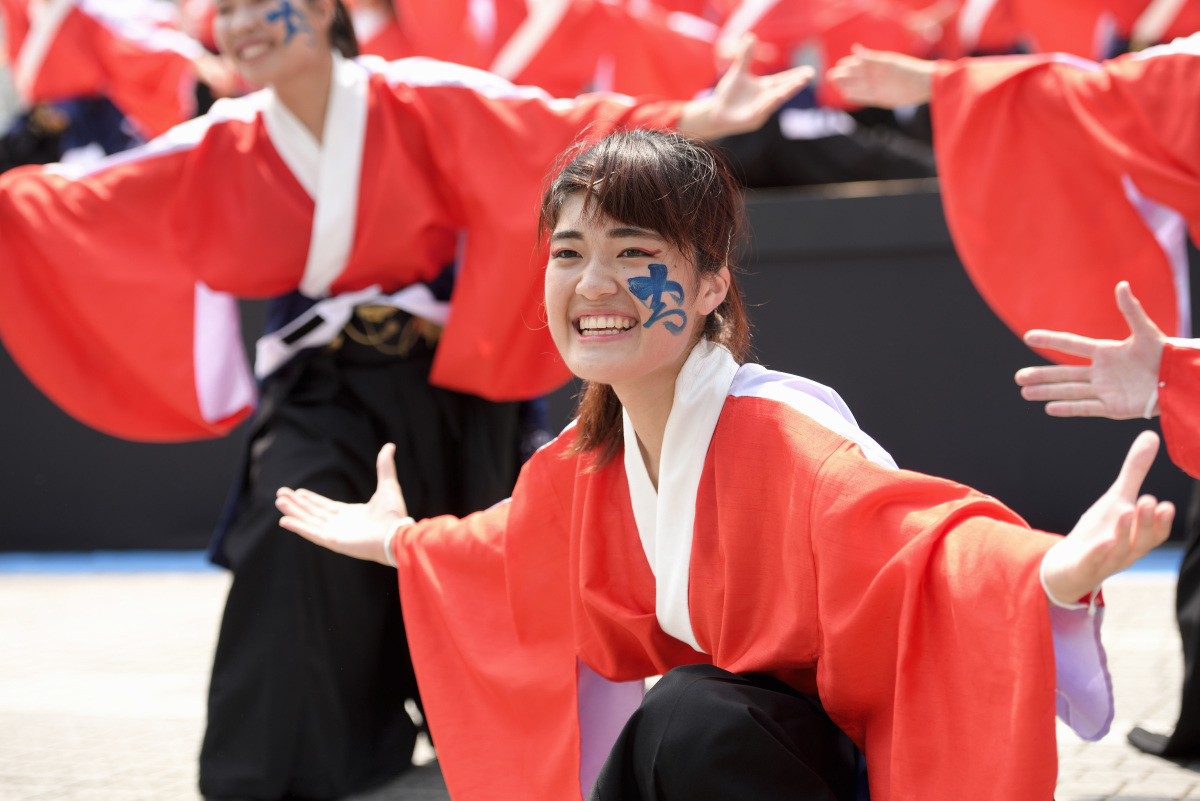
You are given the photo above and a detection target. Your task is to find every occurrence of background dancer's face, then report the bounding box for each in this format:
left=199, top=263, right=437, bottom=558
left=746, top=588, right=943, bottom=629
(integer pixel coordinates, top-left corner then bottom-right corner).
left=545, top=195, right=729, bottom=394
left=214, top=0, right=333, bottom=88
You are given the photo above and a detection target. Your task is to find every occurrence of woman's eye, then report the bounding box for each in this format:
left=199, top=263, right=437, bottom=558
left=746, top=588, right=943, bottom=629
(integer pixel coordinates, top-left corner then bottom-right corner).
left=620, top=248, right=657, bottom=258
left=551, top=249, right=580, bottom=259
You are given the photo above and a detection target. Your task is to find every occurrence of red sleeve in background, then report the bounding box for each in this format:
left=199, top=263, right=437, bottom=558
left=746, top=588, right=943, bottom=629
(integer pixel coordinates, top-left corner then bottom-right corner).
left=931, top=44, right=1200, bottom=362
left=1159, top=342, right=1200, bottom=479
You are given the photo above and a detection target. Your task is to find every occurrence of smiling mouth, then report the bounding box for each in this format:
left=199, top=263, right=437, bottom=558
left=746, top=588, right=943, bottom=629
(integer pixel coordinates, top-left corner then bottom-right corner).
left=576, top=315, right=637, bottom=336
left=238, top=42, right=272, bottom=60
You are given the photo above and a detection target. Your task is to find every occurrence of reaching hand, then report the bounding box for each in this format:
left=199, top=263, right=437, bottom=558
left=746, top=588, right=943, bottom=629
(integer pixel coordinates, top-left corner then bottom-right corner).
left=825, top=44, right=936, bottom=108
left=1015, top=282, right=1167, bottom=419
left=1041, top=431, right=1174, bottom=604
left=276, top=443, right=411, bottom=566
left=677, top=35, right=814, bottom=140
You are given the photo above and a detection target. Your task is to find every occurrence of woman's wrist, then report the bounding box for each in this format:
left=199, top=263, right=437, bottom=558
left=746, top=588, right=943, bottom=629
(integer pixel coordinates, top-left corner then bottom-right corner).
left=382, top=517, right=415, bottom=568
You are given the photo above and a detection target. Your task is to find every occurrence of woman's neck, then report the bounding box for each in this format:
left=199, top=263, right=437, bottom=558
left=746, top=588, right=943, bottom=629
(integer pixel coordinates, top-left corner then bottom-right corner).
left=613, top=348, right=694, bottom=489
left=272, top=50, right=335, bottom=143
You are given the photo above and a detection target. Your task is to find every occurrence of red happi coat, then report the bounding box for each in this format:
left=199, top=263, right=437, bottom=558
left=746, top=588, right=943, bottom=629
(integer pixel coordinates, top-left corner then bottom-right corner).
left=0, top=0, right=203, bottom=137
left=0, top=55, right=683, bottom=442
left=1160, top=341, right=1200, bottom=478
left=932, top=35, right=1200, bottom=360
left=393, top=350, right=1068, bottom=801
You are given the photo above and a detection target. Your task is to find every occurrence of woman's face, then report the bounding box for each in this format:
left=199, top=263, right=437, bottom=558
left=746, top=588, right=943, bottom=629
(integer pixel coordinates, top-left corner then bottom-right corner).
left=213, top=0, right=332, bottom=88
left=545, top=194, right=730, bottom=394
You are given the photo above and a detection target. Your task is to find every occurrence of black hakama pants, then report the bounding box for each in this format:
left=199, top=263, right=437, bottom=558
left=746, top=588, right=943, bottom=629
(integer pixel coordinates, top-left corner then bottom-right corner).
left=1129, top=481, right=1200, bottom=758
left=591, top=665, right=863, bottom=801
left=199, top=322, right=523, bottom=800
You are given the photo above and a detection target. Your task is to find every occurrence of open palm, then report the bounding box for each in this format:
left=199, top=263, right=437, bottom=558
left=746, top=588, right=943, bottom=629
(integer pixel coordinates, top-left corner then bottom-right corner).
left=276, top=443, right=410, bottom=565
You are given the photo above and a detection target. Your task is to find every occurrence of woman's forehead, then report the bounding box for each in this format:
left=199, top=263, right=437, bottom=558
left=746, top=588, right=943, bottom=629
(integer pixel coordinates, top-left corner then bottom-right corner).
left=553, top=197, right=664, bottom=240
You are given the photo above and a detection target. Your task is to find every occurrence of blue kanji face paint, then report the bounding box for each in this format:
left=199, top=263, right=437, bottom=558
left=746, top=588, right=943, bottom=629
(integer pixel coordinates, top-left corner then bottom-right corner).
left=628, top=264, right=688, bottom=335
left=266, top=0, right=313, bottom=45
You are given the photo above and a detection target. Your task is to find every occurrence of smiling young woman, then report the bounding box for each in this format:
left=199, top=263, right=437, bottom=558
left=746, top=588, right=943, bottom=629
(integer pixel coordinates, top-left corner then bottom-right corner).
left=276, top=129, right=1174, bottom=801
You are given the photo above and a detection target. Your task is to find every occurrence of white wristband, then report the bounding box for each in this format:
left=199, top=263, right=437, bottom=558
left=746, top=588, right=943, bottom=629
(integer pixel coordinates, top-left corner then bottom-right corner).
left=382, top=517, right=415, bottom=568
left=1143, top=386, right=1160, bottom=420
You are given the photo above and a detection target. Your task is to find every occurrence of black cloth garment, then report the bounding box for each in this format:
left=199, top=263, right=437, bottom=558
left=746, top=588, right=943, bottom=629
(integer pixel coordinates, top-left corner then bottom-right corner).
left=1129, top=479, right=1200, bottom=758
left=590, top=665, right=861, bottom=801
left=713, top=95, right=936, bottom=190
left=1128, top=246, right=1200, bottom=761
left=200, top=311, right=523, bottom=800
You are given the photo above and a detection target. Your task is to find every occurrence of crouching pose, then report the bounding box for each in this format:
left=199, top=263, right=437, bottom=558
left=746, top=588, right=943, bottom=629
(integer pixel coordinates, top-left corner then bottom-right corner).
left=277, top=130, right=1173, bottom=801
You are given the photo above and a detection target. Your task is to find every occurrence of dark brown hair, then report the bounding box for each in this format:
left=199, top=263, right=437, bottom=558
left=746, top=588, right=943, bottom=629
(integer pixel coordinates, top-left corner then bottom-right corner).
left=329, top=0, right=359, bottom=57
left=539, top=129, right=751, bottom=467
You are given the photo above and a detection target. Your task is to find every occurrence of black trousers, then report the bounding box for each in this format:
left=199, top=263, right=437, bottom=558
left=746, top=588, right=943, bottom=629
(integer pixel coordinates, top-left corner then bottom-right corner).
left=199, top=331, right=522, bottom=800
left=591, top=665, right=861, bottom=801
left=1130, top=480, right=1200, bottom=757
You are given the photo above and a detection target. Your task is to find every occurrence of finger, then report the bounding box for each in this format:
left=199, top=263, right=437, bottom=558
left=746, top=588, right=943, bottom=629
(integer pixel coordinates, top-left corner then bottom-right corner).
left=1154, top=501, right=1177, bottom=544
left=770, top=64, right=815, bottom=94
left=1023, top=329, right=1101, bottom=358
left=1043, top=400, right=1112, bottom=417
left=289, top=489, right=338, bottom=521
left=275, top=492, right=324, bottom=525
left=1020, top=382, right=1098, bottom=402
left=1115, top=281, right=1164, bottom=341
left=729, top=33, right=756, bottom=77
left=376, top=442, right=399, bottom=489
left=291, top=487, right=342, bottom=513
left=1014, top=364, right=1091, bottom=386
left=1110, top=430, right=1161, bottom=501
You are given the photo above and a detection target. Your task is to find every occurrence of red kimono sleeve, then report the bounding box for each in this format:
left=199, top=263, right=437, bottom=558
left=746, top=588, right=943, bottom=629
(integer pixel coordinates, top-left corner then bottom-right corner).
left=0, top=104, right=315, bottom=441
left=8, top=0, right=202, bottom=138
left=393, top=435, right=591, bottom=801
left=932, top=39, right=1200, bottom=360
left=1159, top=341, right=1200, bottom=478
left=809, top=442, right=1062, bottom=800
left=386, top=66, right=685, bottom=399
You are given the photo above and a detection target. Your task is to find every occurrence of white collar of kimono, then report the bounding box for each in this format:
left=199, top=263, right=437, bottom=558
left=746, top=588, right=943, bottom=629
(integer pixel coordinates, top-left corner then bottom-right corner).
left=12, top=0, right=76, bottom=103
left=262, top=52, right=368, bottom=299
left=622, top=339, right=740, bottom=653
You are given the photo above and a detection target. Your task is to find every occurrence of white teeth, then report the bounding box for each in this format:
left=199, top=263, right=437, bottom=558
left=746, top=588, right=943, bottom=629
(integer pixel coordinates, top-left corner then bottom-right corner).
left=578, top=315, right=635, bottom=334
left=240, top=43, right=270, bottom=59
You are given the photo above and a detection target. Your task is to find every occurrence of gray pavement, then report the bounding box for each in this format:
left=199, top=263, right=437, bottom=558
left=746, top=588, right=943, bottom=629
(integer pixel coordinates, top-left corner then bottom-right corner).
left=0, top=563, right=1194, bottom=800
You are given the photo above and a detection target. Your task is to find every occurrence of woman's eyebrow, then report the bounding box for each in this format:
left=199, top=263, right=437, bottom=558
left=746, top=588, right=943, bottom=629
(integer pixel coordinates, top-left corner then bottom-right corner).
left=550, top=230, right=582, bottom=241
left=608, top=227, right=660, bottom=239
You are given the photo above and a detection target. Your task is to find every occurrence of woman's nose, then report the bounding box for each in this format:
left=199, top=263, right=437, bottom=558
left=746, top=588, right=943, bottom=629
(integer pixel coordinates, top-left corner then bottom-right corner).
left=575, top=257, right=618, bottom=299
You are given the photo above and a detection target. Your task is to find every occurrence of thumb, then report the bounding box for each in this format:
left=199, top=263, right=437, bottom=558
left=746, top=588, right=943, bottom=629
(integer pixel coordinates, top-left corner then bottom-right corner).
left=1111, top=430, right=1161, bottom=501
left=376, top=443, right=399, bottom=491
left=1115, top=281, right=1164, bottom=341
left=730, top=33, right=757, bottom=76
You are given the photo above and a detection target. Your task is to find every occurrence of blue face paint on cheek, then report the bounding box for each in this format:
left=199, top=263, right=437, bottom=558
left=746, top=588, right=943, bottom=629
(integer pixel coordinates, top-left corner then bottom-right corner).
left=265, top=0, right=313, bottom=45
left=627, top=263, right=688, bottom=335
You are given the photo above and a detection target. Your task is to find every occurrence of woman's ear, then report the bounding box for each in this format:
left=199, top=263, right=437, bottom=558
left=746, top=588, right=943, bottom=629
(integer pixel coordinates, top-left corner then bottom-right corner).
left=698, top=266, right=731, bottom=314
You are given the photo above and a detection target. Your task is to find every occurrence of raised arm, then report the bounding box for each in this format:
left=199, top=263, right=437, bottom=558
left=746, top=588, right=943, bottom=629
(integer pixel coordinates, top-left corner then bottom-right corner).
left=1015, top=281, right=1167, bottom=419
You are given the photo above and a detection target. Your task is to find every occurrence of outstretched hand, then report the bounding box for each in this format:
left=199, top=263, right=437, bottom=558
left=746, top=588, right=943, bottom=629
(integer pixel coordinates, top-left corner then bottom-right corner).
left=276, top=443, right=411, bottom=566
left=677, top=35, right=814, bottom=140
left=1015, top=282, right=1167, bottom=419
left=825, top=44, right=936, bottom=108
left=1041, top=431, right=1174, bottom=604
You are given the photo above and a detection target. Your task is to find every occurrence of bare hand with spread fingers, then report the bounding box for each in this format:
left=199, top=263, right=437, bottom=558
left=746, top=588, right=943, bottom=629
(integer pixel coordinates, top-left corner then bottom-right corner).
left=1016, top=282, right=1167, bottom=419
left=276, top=443, right=411, bottom=566
left=1042, top=430, right=1175, bottom=604
left=678, top=35, right=815, bottom=140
